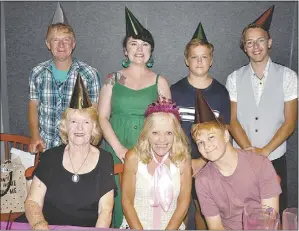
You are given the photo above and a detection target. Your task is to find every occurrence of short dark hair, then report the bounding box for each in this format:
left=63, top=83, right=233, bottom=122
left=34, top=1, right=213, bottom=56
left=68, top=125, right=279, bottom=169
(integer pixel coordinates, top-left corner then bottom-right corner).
left=122, top=29, right=155, bottom=52
left=240, top=23, right=271, bottom=50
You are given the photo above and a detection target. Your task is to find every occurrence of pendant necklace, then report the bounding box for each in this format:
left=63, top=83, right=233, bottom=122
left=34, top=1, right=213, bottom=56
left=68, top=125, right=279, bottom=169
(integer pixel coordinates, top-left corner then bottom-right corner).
left=68, top=148, right=90, bottom=183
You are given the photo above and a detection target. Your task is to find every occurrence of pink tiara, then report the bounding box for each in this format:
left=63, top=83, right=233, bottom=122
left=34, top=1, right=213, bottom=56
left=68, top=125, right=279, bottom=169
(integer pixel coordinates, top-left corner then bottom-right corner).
left=145, top=96, right=181, bottom=121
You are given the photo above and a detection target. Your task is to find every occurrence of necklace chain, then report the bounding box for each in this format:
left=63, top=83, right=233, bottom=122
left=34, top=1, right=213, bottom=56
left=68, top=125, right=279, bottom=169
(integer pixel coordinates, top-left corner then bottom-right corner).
left=67, top=148, right=90, bottom=176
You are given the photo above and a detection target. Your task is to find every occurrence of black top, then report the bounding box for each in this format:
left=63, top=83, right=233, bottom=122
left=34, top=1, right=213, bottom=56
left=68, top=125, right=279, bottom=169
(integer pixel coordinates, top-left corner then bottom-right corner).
left=34, top=145, right=116, bottom=227
left=171, top=77, right=231, bottom=159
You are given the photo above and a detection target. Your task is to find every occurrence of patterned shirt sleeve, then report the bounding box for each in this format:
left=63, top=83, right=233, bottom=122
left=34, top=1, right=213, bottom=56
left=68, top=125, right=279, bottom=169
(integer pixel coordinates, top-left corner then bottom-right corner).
left=87, top=68, right=101, bottom=104
left=29, top=69, right=39, bottom=100
left=225, top=72, right=237, bottom=102
left=283, top=68, right=298, bottom=101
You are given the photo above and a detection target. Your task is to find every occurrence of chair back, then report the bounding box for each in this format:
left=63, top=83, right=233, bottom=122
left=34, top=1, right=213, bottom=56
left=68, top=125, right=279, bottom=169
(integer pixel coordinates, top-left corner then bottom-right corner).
left=0, top=133, right=40, bottom=179
left=0, top=133, right=30, bottom=160
left=114, top=163, right=124, bottom=186
left=0, top=133, right=32, bottom=221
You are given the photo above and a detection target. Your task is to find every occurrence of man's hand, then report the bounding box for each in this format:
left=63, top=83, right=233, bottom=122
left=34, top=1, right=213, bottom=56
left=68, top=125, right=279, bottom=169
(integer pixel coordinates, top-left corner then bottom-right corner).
left=30, top=135, right=44, bottom=153
left=244, top=146, right=270, bottom=157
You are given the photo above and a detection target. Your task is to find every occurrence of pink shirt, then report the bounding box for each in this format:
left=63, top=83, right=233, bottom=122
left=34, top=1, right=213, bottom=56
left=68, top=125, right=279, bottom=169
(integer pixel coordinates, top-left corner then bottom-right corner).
left=195, top=149, right=282, bottom=230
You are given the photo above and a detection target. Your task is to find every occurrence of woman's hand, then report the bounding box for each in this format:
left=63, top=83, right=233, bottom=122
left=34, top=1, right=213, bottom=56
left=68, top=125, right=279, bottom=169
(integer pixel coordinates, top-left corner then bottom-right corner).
left=115, top=145, right=128, bottom=163
left=31, top=220, right=49, bottom=230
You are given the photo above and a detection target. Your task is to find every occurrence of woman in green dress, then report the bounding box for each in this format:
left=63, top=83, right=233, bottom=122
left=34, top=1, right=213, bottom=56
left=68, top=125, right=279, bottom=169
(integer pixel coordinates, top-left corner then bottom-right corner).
left=98, top=7, right=171, bottom=228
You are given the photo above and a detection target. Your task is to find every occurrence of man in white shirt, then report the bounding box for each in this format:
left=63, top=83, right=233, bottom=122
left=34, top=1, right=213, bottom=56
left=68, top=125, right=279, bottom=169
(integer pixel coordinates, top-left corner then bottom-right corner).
left=226, top=5, right=297, bottom=214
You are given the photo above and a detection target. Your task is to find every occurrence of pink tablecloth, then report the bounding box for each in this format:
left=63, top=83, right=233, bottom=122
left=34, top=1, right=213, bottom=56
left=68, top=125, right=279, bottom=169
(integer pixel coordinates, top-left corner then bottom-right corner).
left=0, top=221, right=118, bottom=230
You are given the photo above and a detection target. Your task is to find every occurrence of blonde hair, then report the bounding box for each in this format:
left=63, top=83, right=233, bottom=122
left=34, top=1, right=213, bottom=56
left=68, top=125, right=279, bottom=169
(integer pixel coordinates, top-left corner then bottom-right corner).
left=184, top=38, right=214, bottom=59
left=191, top=121, right=226, bottom=142
left=135, top=112, right=191, bottom=165
left=59, top=107, right=102, bottom=146
left=46, top=23, right=75, bottom=40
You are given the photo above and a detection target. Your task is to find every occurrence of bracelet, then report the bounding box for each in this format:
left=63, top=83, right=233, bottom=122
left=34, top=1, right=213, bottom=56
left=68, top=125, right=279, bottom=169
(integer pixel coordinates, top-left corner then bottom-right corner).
left=31, top=220, right=48, bottom=230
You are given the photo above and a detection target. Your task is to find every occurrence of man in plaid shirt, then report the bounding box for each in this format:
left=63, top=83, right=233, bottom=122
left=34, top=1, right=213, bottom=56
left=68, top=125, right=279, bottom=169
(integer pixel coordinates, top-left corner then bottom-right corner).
left=28, top=23, right=101, bottom=152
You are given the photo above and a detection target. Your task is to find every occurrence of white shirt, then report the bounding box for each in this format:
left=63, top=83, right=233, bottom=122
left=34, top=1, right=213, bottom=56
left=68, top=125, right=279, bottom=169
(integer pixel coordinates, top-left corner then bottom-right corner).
left=226, top=58, right=298, bottom=105
left=120, top=161, right=185, bottom=230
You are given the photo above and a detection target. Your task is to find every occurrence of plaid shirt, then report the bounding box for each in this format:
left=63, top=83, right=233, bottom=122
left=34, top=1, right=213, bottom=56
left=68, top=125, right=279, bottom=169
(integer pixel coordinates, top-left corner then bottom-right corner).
left=29, top=58, right=101, bottom=150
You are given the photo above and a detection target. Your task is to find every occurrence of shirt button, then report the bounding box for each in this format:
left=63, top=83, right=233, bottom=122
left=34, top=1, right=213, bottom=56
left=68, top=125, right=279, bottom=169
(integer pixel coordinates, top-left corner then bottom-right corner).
left=255, top=117, right=258, bottom=120
left=260, top=82, right=262, bottom=85
left=134, top=125, right=137, bottom=129
left=255, top=129, right=258, bottom=132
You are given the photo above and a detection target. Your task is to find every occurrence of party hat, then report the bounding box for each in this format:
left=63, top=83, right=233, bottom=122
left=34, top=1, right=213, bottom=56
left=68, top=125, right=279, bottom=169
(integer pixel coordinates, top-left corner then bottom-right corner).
left=69, top=74, right=92, bottom=109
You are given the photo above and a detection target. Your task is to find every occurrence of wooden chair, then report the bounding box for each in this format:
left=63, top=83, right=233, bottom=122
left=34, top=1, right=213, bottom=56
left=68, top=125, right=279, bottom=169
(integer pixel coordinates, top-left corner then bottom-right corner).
left=0, top=133, right=31, bottom=160
left=114, top=163, right=124, bottom=186
left=0, top=133, right=40, bottom=221
left=0, top=133, right=40, bottom=179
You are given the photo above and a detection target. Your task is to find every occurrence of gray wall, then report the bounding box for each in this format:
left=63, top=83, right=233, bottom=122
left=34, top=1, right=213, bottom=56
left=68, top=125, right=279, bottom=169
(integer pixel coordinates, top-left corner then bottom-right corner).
left=3, top=1, right=298, bottom=206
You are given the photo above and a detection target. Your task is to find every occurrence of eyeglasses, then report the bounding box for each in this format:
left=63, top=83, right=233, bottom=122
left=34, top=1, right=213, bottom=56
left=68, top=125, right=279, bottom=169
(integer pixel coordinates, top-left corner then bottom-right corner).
left=244, top=38, right=267, bottom=48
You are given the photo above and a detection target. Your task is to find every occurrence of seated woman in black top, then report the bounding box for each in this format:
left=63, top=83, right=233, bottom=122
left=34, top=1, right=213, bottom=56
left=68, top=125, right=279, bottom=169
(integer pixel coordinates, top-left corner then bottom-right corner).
left=24, top=76, right=116, bottom=229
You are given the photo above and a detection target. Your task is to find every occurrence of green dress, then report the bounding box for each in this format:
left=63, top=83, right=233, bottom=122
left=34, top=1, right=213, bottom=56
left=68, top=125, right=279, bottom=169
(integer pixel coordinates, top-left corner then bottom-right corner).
left=104, top=72, right=159, bottom=228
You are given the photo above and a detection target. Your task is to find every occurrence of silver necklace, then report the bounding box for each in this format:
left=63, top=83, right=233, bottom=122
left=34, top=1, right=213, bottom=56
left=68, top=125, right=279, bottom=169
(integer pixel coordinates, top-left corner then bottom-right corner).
left=67, top=149, right=90, bottom=183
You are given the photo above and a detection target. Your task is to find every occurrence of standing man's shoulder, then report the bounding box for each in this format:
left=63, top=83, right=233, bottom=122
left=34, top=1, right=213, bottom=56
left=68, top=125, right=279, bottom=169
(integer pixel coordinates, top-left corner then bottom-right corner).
left=227, top=64, right=250, bottom=79
left=75, top=59, right=100, bottom=76
left=72, top=59, right=101, bottom=105
left=225, top=64, right=250, bottom=102
left=271, top=61, right=298, bottom=101
left=31, top=60, right=52, bottom=76
left=271, top=61, right=297, bottom=73
left=74, top=59, right=101, bottom=91
left=272, top=61, right=298, bottom=80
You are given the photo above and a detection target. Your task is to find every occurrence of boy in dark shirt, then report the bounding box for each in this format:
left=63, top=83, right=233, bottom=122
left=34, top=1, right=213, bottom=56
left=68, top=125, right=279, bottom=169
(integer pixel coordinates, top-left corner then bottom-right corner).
left=171, top=22, right=230, bottom=229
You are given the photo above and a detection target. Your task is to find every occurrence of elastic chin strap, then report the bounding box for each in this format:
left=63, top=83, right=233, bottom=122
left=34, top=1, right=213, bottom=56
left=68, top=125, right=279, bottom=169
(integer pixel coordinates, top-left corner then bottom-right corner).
left=149, top=150, right=174, bottom=212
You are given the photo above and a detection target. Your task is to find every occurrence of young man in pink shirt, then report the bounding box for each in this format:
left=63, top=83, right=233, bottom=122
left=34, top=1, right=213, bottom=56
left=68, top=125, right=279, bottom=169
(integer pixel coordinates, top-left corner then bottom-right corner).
left=191, top=90, right=281, bottom=230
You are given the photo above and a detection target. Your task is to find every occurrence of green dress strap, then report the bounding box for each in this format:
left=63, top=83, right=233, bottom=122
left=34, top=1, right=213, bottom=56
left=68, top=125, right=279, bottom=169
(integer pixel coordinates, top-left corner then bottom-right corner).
left=155, top=74, right=160, bottom=84
left=113, top=72, right=118, bottom=83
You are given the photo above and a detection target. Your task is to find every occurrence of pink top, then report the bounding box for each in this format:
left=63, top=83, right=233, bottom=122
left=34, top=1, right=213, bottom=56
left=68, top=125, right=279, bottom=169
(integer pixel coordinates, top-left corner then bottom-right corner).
left=195, top=149, right=282, bottom=230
